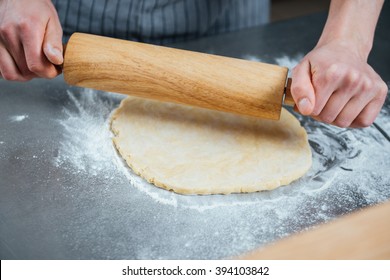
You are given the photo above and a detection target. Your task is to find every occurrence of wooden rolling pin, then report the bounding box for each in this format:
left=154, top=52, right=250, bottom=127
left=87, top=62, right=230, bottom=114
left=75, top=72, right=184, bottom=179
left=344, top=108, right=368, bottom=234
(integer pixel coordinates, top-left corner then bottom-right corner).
left=63, top=33, right=294, bottom=120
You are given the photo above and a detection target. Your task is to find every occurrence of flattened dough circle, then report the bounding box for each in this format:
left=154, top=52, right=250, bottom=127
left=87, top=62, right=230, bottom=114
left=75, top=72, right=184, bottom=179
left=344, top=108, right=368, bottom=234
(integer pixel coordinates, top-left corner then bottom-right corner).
left=111, top=97, right=312, bottom=195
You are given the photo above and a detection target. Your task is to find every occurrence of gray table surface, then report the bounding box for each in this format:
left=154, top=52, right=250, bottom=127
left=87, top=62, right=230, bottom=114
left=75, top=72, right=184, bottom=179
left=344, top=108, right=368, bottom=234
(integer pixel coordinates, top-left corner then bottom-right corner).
left=1, top=6, right=389, bottom=259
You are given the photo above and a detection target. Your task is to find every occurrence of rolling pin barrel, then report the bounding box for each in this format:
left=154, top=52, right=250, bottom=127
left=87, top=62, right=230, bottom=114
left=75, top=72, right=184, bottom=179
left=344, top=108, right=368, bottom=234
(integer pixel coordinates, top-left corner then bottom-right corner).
left=63, top=33, right=289, bottom=120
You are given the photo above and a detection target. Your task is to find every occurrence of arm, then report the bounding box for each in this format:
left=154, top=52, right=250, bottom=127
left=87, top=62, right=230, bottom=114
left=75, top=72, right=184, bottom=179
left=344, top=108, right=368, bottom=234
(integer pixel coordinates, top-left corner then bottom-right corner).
left=291, top=0, right=388, bottom=128
left=0, top=0, right=63, bottom=81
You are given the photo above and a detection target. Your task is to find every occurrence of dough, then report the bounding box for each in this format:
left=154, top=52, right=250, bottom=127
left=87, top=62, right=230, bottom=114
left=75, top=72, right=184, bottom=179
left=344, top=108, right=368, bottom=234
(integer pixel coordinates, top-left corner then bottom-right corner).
left=111, top=97, right=312, bottom=195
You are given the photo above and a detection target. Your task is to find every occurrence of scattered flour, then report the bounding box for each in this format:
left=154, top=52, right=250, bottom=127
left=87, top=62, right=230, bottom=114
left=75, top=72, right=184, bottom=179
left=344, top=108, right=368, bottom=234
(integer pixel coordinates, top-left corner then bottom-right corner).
left=274, top=54, right=304, bottom=73
left=242, top=54, right=264, bottom=62
left=56, top=89, right=121, bottom=177
left=9, top=115, right=29, bottom=122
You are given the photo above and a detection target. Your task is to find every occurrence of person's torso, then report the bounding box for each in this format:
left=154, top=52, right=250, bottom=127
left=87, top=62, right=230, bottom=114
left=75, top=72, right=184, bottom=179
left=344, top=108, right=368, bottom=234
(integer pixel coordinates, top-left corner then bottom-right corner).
left=52, top=0, right=270, bottom=44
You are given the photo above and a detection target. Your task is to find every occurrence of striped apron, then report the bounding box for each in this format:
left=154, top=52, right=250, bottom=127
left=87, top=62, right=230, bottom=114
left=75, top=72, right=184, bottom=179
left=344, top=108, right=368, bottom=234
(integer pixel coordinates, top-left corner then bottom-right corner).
left=52, top=0, right=270, bottom=44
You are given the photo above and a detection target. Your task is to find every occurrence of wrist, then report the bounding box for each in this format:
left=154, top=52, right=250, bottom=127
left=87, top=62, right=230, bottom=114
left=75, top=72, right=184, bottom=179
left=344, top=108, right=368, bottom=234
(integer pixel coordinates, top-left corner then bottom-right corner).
left=316, top=0, right=384, bottom=61
left=316, top=35, right=372, bottom=62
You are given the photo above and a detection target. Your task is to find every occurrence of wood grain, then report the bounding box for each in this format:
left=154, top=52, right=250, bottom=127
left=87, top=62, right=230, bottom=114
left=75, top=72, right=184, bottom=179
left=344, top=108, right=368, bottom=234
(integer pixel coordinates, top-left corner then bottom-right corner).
left=240, top=200, right=390, bottom=259
left=63, top=33, right=289, bottom=120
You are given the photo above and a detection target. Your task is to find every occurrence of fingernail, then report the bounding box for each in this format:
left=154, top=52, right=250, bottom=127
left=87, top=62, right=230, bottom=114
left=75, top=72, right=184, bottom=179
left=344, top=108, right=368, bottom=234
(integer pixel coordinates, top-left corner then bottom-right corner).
left=298, top=98, right=311, bottom=114
left=47, top=44, right=63, bottom=64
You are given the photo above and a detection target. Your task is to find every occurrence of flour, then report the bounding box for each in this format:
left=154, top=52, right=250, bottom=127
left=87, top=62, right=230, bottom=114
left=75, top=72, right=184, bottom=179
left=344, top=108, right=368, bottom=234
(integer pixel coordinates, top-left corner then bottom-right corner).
left=53, top=55, right=390, bottom=259
left=9, top=114, right=29, bottom=122
left=56, top=89, right=184, bottom=205
left=274, top=54, right=303, bottom=73
left=242, top=54, right=264, bottom=62
left=56, top=90, right=120, bottom=177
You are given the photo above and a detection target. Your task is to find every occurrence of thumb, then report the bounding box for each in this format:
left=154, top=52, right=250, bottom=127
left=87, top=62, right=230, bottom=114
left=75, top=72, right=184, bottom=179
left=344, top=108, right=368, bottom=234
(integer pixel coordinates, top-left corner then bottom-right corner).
left=43, top=18, right=63, bottom=65
left=291, top=60, right=316, bottom=115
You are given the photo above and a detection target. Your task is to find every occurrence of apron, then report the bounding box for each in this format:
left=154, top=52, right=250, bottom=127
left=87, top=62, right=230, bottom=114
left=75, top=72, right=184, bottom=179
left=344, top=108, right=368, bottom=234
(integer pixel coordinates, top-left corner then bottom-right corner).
left=52, top=0, right=270, bottom=44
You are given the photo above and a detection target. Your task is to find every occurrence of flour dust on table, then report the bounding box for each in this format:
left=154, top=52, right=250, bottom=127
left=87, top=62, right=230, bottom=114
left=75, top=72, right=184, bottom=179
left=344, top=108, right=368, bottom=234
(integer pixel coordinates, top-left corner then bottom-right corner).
left=9, top=114, right=29, bottom=122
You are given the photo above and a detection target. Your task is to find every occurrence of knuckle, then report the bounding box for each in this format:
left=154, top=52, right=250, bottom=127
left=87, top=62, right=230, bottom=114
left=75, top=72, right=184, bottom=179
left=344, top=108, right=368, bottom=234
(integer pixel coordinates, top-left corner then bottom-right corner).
left=361, top=77, right=373, bottom=92
left=319, top=113, right=335, bottom=124
left=357, top=118, right=374, bottom=128
left=371, top=96, right=386, bottom=113
left=362, top=90, right=376, bottom=101
left=19, top=66, right=30, bottom=75
left=290, top=84, right=305, bottom=96
left=0, top=23, right=6, bottom=34
left=345, top=70, right=360, bottom=88
left=325, top=63, right=342, bottom=82
left=375, top=92, right=386, bottom=104
left=379, top=81, right=388, bottom=95
left=28, top=62, right=58, bottom=78
left=366, top=81, right=388, bottom=103
left=1, top=71, right=19, bottom=81
left=334, top=118, right=351, bottom=128
left=46, top=69, right=58, bottom=79
left=311, top=107, right=322, bottom=117
left=18, top=16, right=44, bottom=35
left=0, top=18, right=37, bottom=41
left=18, top=19, right=32, bottom=34
left=0, top=24, right=13, bottom=41
left=28, top=62, right=45, bottom=74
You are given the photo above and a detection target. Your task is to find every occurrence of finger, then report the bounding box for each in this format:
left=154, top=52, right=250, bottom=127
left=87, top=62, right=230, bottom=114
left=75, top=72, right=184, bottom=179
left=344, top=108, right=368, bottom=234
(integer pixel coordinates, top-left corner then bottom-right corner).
left=291, top=60, right=315, bottom=115
left=349, top=99, right=384, bottom=128
left=43, top=17, right=63, bottom=65
left=311, top=64, right=344, bottom=116
left=310, top=115, right=321, bottom=123
left=12, top=47, right=36, bottom=78
left=0, top=25, right=35, bottom=78
left=332, top=94, right=371, bottom=128
left=21, top=22, right=59, bottom=78
left=0, top=45, right=31, bottom=81
left=349, top=82, right=387, bottom=128
left=316, top=89, right=354, bottom=124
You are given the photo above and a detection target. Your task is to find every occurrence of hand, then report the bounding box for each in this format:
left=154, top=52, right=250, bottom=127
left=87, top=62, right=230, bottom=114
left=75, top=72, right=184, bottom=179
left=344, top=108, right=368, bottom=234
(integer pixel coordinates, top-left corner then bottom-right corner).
left=291, top=40, right=388, bottom=128
left=0, top=0, right=63, bottom=81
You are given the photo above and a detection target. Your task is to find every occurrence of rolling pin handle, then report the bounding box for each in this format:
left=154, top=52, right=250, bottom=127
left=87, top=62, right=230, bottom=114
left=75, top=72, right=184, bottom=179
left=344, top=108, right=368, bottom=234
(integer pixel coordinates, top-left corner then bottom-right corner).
left=283, top=78, right=295, bottom=106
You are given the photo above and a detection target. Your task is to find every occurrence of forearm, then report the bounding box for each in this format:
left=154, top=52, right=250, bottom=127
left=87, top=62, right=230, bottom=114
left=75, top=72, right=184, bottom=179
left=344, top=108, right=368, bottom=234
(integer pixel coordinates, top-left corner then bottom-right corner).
left=317, top=0, right=384, bottom=60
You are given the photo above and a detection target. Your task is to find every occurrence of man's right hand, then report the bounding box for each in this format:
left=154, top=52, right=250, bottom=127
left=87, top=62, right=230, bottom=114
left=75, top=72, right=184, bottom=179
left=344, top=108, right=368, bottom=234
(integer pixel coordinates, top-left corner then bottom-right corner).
left=0, top=0, right=63, bottom=81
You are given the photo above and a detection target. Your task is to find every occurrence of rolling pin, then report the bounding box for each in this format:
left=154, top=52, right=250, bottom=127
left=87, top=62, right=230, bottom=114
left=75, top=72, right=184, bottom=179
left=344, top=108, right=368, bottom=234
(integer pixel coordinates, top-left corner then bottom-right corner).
left=63, top=33, right=295, bottom=120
